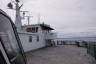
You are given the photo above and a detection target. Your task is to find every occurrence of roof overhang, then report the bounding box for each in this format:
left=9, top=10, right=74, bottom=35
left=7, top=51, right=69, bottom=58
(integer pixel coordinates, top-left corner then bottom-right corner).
left=40, top=24, right=54, bottom=30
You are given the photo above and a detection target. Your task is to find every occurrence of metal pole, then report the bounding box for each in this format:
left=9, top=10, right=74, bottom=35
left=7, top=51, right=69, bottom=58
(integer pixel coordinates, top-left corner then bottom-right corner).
left=15, top=0, right=22, bottom=28
left=28, top=17, right=30, bottom=25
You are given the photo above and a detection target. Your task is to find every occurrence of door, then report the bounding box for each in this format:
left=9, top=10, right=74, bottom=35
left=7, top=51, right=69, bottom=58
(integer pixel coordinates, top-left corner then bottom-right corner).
left=0, top=10, right=26, bottom=64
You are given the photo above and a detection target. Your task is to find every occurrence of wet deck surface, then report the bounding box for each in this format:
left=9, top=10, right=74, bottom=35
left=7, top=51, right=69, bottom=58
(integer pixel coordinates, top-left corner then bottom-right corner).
left=26, top=45, right=94, bottom=64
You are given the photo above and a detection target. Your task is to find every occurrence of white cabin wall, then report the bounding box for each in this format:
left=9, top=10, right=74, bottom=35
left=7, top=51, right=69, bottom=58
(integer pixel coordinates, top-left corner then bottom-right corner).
left=18, top=26, right=46, bottom=52
left=17, top=24, right=57, bottom=52
left=38, top=26, right=46, bottom=47
left=19, top=34, right=37, bottom=52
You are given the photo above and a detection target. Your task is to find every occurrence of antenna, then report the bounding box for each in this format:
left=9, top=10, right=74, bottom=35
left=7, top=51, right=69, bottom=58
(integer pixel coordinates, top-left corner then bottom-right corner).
left=20, top=10, right=33, bottom=25
left=24, top=16, right=33, bottom=25
left=20, top=11, right=29, bottom=19
left=38, top=13, right=40, bottom=24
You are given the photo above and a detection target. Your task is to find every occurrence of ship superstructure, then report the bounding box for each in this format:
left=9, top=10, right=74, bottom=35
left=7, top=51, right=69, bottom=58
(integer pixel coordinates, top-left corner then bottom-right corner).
left=8, top=0, right=57, bottom=52
left=18, top=23, right=56, bottom=52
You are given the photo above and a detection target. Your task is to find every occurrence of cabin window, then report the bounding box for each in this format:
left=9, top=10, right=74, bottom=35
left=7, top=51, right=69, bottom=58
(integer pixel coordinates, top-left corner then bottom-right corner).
left=37, top=36, right=39, bottom=42
left=26, top=27, right=38, bottom=33
left=29, top=36, right=32, bottom=42
left=36, top=27, right=38, bottom=32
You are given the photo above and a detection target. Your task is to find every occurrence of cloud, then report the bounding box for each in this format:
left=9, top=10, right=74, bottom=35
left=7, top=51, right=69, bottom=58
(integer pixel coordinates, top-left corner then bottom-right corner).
left=20, top=0, right=96, bottom=37
left=1, top=0, right=96, bottom=38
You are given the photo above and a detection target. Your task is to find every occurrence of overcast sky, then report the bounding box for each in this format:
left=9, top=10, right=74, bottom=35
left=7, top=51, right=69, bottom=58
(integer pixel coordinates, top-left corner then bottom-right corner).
left=0, top=0, right=96, bottom=38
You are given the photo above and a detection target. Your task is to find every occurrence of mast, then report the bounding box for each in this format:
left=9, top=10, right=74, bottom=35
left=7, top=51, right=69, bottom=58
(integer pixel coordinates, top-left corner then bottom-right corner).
left=15, top=0, right=22, bottom=28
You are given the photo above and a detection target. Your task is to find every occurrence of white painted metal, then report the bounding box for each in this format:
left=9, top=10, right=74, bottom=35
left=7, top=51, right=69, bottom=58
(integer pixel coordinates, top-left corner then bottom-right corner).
left=17, top=24, right=56, bottom=52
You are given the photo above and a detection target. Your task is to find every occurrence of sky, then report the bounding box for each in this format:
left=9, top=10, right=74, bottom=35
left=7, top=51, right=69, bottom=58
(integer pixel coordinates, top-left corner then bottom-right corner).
left=0, top=0, right=96, bottom=38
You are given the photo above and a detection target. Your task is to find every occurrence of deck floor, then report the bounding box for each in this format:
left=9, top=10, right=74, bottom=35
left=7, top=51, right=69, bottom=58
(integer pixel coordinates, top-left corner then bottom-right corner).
left=26, top=45, right=95, bottom=64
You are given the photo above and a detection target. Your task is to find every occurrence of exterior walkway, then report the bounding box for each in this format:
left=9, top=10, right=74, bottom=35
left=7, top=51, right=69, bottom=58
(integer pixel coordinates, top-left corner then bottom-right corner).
left=26, top=45, right=95, bottom=64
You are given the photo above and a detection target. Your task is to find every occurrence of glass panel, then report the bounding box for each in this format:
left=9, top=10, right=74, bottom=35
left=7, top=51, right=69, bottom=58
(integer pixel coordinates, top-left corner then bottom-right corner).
left=0, top=50, right=6, bottom=64
left=0, top=12, right=26, bottom=64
